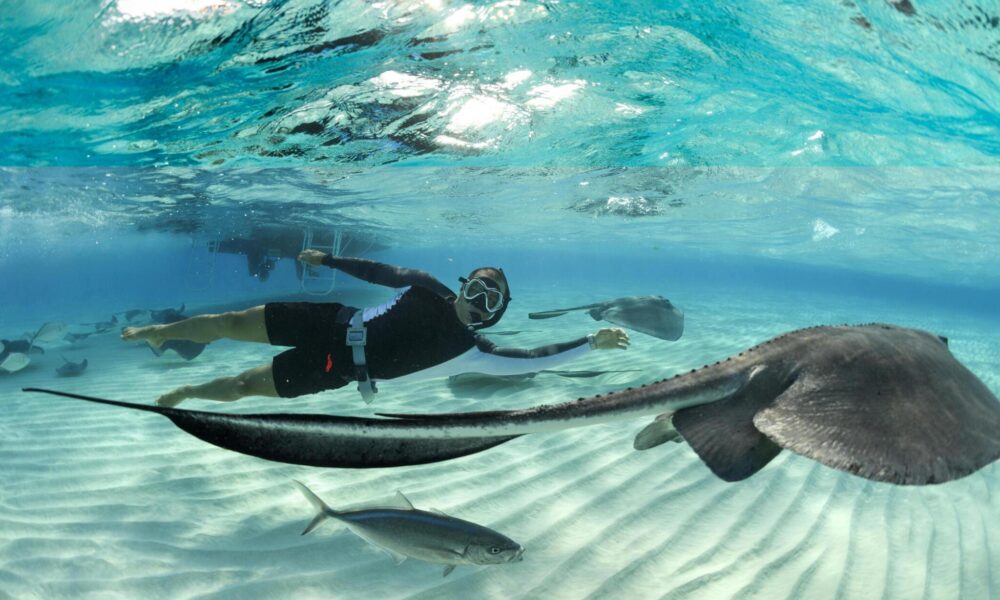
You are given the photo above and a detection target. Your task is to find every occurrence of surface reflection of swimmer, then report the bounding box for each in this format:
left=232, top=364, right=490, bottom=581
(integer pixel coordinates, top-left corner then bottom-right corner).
left=122, top=250, right=630, bottom=407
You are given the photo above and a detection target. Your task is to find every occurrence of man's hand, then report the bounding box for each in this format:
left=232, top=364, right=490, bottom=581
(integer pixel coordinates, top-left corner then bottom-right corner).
left=591, top=328, right=630, bottom=350
left=298, top=249, right=328, bottom=266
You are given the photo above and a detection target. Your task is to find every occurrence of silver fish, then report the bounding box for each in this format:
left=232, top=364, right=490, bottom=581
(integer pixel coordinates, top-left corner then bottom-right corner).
left=294, top=481, right=523, bottom=577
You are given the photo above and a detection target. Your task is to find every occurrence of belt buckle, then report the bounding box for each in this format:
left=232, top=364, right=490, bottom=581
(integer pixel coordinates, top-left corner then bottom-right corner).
left=346, top=326, right=367, bottom=346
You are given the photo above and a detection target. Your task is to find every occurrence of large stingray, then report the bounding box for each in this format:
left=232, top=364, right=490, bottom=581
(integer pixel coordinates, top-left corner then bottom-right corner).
left=528, top=296, right=684, bottom=341
left=23, top=324, right=1000, bottom=485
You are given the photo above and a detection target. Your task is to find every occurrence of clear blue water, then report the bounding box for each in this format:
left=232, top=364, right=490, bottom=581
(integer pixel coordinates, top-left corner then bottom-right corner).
left=1, top=1, right=999, bottom=598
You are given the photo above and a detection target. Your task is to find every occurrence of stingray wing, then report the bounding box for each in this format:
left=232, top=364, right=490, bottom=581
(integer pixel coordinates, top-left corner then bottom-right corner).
left=162, top=340, right=207, bottom=361
left=601, top=306, right=684, bottom=341
left=31, top=321, right=68, bottom=345
left=1, top=353, right=31, bottom=372
left=753, top=350, right=1000, bottom=485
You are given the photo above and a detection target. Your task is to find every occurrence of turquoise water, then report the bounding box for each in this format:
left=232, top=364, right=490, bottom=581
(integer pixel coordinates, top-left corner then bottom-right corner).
left=1, top=1, right=999, bottom=599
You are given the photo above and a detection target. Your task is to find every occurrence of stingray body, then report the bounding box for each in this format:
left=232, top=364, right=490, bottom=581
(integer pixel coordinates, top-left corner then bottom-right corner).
left=31, top=322, right=67, bottom=345
left=56, top=357, right=88, bottom=377
left=64, top=332, right=95, bottom=344
left=123, top=309, right=151, bottom=323
left=150, top=340, right=206, bottom=361
left=83, top=317, right=118, bottom=333
left=148, top=310, right=206, bottom=360
left=1, top=353, right=31, bottom=373
left=528, top=296, right=684, bottom=341
left=1, top=339, right=44, bottom=356
left=0, top=339, right=42, bottom=373
left=24, top=324, right=1000, bottom=485
left=150, top=304, right=186, bottom=324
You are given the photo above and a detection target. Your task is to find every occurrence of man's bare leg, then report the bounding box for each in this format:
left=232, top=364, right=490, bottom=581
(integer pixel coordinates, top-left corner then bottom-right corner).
left=122, top=306, right=269, bottom=348
left=157, top=363, right=278, bottom=408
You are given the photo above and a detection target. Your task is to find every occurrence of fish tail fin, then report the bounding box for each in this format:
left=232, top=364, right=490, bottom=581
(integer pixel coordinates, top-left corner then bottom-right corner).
left=294, top=480, right=339, bottom=535
left=633, top=413, right=682, bottom=450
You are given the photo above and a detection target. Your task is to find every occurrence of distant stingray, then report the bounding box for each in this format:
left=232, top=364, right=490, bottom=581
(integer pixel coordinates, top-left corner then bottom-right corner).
left=82, top=316, right=118, bottom=333
left=151, top=304, right=186, bottom=324
left=30, top=321, right=67, bottom=347
left=1, top=352, right=31, bottom=373
left=529, top=296, right=684, bottom=341
left=64, top=331, right=95, bottom=344
left=482, top=330, right=541, bottom=336
left=149, top=340, right=206, bottom=361
left=123, top=309, right=151, bottom=323
left=1, top=339, right=45, bottom=356
left=56, top=356, right=88, bottom=377
left=0, top=339, right=42, bottom=373
left=147, top=308, right=205, bottom=360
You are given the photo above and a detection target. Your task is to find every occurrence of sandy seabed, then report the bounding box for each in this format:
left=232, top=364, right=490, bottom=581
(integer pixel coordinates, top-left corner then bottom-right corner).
left=1, top=284, right=997, bottom=599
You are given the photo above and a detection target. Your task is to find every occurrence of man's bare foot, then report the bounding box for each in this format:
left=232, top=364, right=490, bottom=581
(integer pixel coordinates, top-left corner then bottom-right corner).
left=157, top=386, right=190, bottom=408
left=122, top=325, right=165, bottom=349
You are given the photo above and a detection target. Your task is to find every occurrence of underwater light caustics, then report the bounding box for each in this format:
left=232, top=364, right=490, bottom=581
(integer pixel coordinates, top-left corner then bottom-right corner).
left=111, top=0, right=244, bottom=22
left=24, top=324, right=1000, bottom=486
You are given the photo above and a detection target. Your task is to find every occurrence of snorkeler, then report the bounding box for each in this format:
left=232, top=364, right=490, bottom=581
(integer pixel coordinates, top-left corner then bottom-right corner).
left=121, top=249, right=630, bottom=407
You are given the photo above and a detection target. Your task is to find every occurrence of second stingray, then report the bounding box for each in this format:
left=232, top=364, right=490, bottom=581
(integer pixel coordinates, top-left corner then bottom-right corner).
left=529, top=295, right=684, bottom=341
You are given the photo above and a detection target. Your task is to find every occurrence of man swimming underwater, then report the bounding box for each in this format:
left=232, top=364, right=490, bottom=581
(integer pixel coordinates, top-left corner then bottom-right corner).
left=122, top=250, right=629, bottom=407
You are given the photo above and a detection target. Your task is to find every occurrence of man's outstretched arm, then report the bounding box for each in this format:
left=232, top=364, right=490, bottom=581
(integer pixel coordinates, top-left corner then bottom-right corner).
left=298, top=249, right=455, bottom=299
left=385, top=328, right=631, bottom=383
left=465, top=328, right=630, bottom=375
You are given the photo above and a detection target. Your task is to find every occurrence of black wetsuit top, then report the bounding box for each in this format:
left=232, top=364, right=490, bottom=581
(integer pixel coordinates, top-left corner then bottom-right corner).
left=322, top=255, right=592, bottom=381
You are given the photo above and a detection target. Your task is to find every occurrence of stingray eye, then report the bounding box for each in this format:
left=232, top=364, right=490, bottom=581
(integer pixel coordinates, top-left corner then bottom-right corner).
left=489, top=547, right=502, bottom=554
left=938, top=335, right=949, bottom=347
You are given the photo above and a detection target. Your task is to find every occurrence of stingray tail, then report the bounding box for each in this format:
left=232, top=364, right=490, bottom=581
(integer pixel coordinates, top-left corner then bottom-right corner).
left=22, top=387, right=170, bottom=414
left=528, top=304, right=599, bottom=320
left=24, top=387, right=520, bottom=470
left=294, top=480, right=340, bottom=535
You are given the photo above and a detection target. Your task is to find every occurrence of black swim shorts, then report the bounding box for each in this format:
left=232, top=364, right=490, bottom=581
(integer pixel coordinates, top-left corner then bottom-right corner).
left=264, top=302, right=355, bottom=398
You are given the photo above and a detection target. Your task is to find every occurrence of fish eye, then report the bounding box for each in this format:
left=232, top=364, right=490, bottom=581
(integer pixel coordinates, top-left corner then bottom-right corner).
left=489, top=547, right=502, bottom=554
